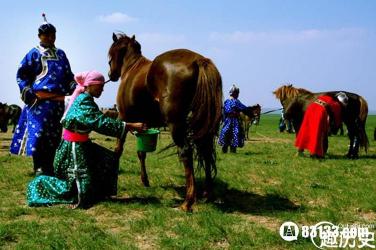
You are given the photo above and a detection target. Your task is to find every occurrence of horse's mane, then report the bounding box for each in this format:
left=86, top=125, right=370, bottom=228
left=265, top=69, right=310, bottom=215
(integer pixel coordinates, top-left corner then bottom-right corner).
left=109, top=33, right=141, bottom=56
left=273, top=84, right=313, bottom=101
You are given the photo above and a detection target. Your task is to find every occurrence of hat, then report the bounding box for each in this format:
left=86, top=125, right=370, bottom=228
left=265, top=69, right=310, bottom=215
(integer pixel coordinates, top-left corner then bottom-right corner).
left=336, top=92, right=348, bottom=106
left=229, top=84, right=240, bottom=96
left=38, top=13, right=56, bottom=35
left=74, top=70, right=105, bottom=87
left=63, top=71, right=106, bottom=118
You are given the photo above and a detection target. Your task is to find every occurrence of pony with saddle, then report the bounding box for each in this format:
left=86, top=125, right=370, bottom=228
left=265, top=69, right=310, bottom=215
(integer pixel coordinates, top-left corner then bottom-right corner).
left=273, top=85, right=368, bottom=158
left=240, top=104, right=261, bottom=140
left=108, top=33, right=223, bottom=211
left=0, top=102, right=22, bottom=133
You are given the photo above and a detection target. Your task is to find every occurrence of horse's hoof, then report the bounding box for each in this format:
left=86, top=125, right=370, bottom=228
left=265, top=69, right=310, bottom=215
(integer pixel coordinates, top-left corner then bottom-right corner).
left=351, top=154, right=359, bottom=159
left=202, top=191, right=214, bottom=202
left=346, top=153, right=359, bottom=159
left=141, top=178, right=150, bottom=187
left=178, top=201, right=193, bottom=212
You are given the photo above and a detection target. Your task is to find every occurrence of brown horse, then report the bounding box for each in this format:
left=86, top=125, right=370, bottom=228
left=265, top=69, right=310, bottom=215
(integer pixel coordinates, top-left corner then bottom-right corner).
left=0, top=102, right=22, bottom=133
left=273, top=84, right=369, bottom=158
left=108, top=33, right=223, bottom=211
left=240, top=104, right=261, bottom=140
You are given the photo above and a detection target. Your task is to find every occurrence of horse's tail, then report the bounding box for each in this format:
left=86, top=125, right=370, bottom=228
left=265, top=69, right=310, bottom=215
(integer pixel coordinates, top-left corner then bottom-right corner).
left=190, top=57, right=223, bottom=178
left=358, top=95, right=369, bottom=152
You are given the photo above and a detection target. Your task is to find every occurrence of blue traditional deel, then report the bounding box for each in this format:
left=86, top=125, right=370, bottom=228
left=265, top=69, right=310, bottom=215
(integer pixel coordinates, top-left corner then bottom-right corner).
left=10, top=43, right=75, bottom=156
left=218, top=98, right=248, bottom=148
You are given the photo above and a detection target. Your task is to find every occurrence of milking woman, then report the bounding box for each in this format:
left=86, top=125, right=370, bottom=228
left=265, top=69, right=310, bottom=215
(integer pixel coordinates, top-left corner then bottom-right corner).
left=27, top=71, right=146, bottom=208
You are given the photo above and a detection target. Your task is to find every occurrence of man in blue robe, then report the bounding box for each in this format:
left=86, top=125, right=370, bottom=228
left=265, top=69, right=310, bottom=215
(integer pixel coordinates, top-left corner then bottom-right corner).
left=10, top=14, right=76, bottom=176
left=218, top=85, right=248, bottom=153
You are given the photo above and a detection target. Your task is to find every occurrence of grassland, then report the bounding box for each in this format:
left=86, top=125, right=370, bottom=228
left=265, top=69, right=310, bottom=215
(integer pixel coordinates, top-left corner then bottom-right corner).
left=0, top=114, right=375, bottom=249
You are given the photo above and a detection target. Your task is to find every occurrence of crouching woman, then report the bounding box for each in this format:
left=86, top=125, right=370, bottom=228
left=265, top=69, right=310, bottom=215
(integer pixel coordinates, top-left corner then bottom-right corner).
left=27, top=70, right=145, bottom=208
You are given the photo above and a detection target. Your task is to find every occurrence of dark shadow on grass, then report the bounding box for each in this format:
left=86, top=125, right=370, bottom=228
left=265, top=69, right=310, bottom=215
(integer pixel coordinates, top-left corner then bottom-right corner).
left=107, top=196, right=161, bottom=205
left=212, top=179, right=301, bottom=214
left=325, top=153, right=376, bottom=160
left=162, top=179, right=302, bottom=214
left=357, top=154, right=376, bottom=159
left=242, top=151, right=263, bottom=156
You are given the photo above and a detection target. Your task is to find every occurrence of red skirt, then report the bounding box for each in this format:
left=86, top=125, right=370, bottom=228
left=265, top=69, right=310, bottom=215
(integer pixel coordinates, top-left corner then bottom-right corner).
left=295, top=102, right=329, bottom=157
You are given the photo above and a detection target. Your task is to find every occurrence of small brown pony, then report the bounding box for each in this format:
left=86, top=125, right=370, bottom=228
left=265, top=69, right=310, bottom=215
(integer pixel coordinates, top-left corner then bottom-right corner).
left=108, top=33, right=223, bottom=211
left=240, top=104, right=261, bottom=140
left=0, top=102, right=22, bottom=133
left=274, top=84, right=369, bottom=158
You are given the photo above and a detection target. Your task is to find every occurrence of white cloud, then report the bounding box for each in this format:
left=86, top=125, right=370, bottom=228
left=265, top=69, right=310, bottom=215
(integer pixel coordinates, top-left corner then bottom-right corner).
left=209, top=28, right=367, bottom=45
left=98, top=12, right=137, bottom=24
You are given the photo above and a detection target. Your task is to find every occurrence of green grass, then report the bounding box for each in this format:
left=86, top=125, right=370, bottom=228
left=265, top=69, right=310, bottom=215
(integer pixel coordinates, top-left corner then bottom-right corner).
left=0, top=114, right=375, bottom=249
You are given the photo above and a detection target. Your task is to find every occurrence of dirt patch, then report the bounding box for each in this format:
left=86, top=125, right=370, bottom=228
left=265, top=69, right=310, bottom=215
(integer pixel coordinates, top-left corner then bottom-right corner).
left=0, top=131, right=13, bottom=155
left=248, top=132, right=293, bottom=144
left=135, top=235, right=157, bottom=250
left=236, top=213, right=282, bottom=232
left=87, top=206, right=146, bottom=234
left=361, top=211, right=376, bottom=221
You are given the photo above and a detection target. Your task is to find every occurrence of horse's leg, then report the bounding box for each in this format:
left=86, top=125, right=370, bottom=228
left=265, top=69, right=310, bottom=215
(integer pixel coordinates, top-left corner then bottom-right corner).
left=137, top=151, right=150, bottom=187
left=351, top=118, right=362, bottom=159
left=203, top=164, right=213, bottom=200
left=178, top=144, right=195, bottom=212
left=170, top=123, right=196, bottom=212
left=114, top=136, right=126, bottom=157
left=346, top=123, right=356, bottom=158
left=246, top=122, right=250, bottom=140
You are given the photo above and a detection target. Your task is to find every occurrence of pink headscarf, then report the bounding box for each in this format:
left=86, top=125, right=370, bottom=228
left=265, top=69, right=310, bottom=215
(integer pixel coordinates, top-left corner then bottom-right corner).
left=63, top=70, right=105, bottom=118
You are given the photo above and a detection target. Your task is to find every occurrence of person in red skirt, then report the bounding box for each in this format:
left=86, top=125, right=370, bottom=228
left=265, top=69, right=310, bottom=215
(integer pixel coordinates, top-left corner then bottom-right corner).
left=295, top=92, right=348, bottom=158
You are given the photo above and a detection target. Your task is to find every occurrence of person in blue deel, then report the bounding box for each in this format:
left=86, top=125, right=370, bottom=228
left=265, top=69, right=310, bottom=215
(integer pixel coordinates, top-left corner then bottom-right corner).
left=10, top=14, right=77, bottom=176
left=218, top=84, right=249, bottom=153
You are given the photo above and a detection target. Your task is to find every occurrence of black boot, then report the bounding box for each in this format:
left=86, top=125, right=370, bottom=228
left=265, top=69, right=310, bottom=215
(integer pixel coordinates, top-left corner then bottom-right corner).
left=230, top=146, right=237, bottom=153
left=222, top=145, right=228, bottom=153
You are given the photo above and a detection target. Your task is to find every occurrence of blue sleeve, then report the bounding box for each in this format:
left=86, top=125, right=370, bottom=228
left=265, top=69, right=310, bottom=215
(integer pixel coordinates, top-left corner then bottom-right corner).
left=16, top=49, right=41, bottom=93
left=235, top=99, right=248, bottom=111
left=59, top=50, right=76, bottom=94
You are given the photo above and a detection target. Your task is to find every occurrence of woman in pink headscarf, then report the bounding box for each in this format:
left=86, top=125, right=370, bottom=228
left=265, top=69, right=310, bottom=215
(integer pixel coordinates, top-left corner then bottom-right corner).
left=27, top=70, right=146, bottom=208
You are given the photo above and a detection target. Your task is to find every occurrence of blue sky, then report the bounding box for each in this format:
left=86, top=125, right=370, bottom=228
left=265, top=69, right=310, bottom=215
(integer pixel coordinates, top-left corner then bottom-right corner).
left=1, top=0, right=376, bottom=111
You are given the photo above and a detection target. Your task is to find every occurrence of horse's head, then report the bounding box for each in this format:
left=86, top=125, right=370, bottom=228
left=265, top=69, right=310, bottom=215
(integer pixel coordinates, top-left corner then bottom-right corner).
left=251, top=104, right=261, bottom=125
left=244, top=104, right=261, bottom=124
left=0, top=102, right=9, bottom=132
left=273, top=84, right=313, bottom=111
left=108, top=33, right=142, bottom=81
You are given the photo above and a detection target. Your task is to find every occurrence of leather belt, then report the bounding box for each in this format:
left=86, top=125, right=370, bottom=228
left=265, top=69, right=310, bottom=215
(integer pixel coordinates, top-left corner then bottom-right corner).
left=35, top=91, right=66, bottom=102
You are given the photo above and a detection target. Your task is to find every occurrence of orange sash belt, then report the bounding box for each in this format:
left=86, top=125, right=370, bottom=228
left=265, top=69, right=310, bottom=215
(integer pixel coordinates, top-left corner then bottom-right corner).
left=63, top=129, right=89, bottom=142
left=35, top=91, right=66, bottom=102
left=314, top=99, right=328, bottom=107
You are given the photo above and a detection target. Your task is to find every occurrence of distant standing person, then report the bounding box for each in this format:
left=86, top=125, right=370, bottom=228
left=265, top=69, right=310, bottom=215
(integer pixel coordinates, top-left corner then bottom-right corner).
left=279, top=108, right=294, bottom=133
left=295, top=93, right=347, bottom=158
left=10, top=14, right=76, bottom=176
left=218, top=84, right=248, bottom=153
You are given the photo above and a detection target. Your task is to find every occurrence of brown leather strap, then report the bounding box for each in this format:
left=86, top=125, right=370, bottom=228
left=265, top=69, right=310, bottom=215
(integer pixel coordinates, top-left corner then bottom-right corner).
left=35, top=91, right=65, bottom=102
left=314, top=99, right=328, bottom=107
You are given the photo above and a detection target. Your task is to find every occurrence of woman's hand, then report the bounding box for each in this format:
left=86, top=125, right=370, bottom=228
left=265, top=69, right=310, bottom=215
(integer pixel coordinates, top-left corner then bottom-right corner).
left=126, top=122, right=147, bottom=133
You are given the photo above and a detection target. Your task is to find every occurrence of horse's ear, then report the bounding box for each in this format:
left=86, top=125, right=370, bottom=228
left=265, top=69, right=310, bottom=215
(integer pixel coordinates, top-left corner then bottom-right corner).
left=131, top=35, right=135, bottom=41
left=112, top=33, right=118, bottom=42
